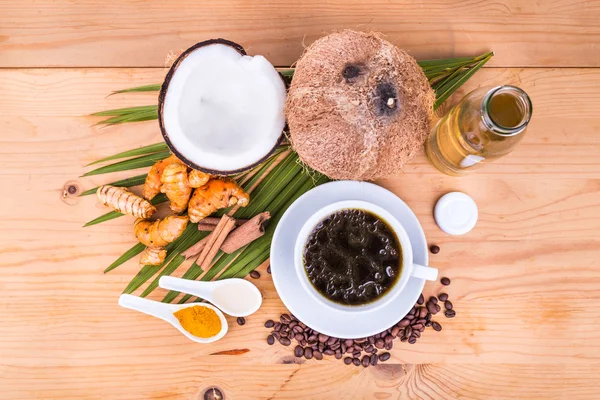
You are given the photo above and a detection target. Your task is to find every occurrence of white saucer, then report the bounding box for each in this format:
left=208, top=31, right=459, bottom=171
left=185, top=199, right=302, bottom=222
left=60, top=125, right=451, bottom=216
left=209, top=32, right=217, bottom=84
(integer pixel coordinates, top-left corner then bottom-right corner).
left=270, top=180, right=428, bottom=339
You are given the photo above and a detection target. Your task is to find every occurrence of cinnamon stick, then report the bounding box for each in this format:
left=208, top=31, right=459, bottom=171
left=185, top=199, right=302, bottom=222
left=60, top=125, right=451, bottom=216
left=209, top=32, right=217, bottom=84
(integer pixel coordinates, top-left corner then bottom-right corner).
left=181, top=235, right=209, bottom=259
left=198, top=217, right=247, bottom=227
left=221, top=212, right=270, bottom=254
left=197, top=215, right=236, bottom=271
left=197, top=223, right=217, bottom=232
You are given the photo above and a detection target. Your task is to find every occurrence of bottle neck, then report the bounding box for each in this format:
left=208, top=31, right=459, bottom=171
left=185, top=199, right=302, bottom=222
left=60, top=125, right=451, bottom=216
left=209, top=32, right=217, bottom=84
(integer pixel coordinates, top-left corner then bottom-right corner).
left=481, top=85, right=532, bottom=137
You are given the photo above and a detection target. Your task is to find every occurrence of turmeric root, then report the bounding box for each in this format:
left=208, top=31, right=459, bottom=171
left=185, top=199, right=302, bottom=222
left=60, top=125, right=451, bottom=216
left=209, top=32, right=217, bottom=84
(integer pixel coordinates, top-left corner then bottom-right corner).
left=139, top=247, right=167, bottom=266
left=161, top=163, right=192, bottom=213
left=97, top=185, right=155, bottom=218
left=188, top=179, right=250, bottom=223
left=142, top=155, right=180, bottom=200
left=134, top=215, right=188, bottom=247
left=189, top=169, right=211, bottom=188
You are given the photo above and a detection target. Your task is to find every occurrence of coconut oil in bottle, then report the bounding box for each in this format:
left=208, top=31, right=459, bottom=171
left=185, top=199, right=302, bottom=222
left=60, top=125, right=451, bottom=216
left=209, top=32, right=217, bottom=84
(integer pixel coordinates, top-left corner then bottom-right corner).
left=425, top=85, right=532, bottom=176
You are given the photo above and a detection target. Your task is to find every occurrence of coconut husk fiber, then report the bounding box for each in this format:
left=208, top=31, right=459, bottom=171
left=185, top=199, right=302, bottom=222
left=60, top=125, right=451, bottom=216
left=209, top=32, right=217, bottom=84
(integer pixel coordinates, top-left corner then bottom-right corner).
left=286, top=30, right=435, bottom=180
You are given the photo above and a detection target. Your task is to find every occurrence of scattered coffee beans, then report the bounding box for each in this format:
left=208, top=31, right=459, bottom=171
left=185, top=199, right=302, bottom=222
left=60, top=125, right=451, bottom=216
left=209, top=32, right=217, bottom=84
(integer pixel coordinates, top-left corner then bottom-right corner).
left=236, top=317, right=246, bottom=326
left=267, top=266, right=271, bottom=274
left=441, top=277, right=451, bottom=286
left=249, top=270, right=260, bottom=279
left=429, top=245, right=440, bottom=254
left=264, top=280, right=456, bottom=367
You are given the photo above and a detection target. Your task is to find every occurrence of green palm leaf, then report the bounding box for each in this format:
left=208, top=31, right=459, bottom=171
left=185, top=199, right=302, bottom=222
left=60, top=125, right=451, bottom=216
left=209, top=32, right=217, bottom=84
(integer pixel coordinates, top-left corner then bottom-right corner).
left=86, top=143, right=168, bottom=166
left=82, top=151, right=170, bottom=177
left=81, top=174, right=148, bottom=196
left=111, top=84, right=162, bottom=95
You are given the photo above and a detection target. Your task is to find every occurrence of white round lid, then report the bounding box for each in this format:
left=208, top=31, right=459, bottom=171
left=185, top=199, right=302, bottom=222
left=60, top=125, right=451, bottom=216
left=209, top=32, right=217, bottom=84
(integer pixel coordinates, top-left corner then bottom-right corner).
left=434, top=192, right=478, bottom=235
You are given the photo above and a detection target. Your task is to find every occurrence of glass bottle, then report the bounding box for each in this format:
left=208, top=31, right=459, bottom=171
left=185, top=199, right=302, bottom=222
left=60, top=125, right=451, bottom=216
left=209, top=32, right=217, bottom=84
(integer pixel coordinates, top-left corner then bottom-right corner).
left=425, top=85, right=532, bottom=176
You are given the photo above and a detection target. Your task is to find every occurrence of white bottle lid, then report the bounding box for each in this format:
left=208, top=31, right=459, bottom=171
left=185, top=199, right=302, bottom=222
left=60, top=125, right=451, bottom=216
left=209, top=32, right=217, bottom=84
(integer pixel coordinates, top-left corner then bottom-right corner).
left=434, top=192, right=478, bottom=235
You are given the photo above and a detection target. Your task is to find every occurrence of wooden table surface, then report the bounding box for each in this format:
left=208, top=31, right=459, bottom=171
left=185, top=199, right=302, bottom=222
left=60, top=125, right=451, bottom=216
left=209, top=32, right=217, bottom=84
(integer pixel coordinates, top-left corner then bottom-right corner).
left=2, top=1, right=600, bottom=399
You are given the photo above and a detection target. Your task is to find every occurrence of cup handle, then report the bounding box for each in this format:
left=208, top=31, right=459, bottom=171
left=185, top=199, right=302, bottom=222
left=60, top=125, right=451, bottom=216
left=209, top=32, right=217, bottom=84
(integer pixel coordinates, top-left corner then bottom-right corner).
left=411, top=263, right=438, bottom=281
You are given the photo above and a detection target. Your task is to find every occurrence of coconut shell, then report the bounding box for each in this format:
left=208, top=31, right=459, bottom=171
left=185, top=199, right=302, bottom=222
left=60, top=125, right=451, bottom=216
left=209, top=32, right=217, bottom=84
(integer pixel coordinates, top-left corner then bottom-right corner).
left=286, top=30, right=435, bottom=180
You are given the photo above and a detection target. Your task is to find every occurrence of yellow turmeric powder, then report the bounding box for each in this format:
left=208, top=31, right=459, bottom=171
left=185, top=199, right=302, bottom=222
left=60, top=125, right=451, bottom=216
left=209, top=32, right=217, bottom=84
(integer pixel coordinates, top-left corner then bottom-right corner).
left=173, top=305, right=221, bottom=338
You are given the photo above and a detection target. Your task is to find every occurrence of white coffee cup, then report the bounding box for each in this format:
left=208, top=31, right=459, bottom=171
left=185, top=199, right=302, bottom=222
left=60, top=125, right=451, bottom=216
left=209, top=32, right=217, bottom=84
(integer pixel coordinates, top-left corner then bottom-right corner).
left=294, top=200, right=438, bottom=312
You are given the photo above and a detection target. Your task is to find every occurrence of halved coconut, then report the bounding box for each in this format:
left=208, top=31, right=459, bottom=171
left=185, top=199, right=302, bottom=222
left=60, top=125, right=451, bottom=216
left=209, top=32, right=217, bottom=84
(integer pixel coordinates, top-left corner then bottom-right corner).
left=159, top=39, right=287, bottom=175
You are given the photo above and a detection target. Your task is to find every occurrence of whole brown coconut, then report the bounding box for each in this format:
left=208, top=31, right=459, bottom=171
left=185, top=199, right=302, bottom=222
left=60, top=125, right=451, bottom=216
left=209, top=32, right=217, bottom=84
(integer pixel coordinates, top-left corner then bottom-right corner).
left=286, top=30, right=435, bottom=180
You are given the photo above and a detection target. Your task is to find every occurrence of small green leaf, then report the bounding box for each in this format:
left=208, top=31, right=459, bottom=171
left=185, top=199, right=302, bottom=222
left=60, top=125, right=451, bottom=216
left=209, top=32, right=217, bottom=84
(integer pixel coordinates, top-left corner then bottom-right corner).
left=86, top=143, right=168, bottom=166
left=97, top=109, right=158, bottom=126
left=82, top=151, right=171, bottom=177
left=104, top=243, right=146, bottom=273
left=80, top=174, right=148, bottom=196
left=111, top=84, right=162, bottom=95
left=84, top=194, right=167, bottom=227
left=91, top=105, right=158, bottom=117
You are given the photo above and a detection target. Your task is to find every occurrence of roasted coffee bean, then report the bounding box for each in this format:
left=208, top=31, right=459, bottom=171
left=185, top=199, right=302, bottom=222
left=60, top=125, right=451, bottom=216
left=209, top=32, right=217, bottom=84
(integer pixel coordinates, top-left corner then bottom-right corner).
left=267, top=266, right=271, bottom=274
left=425, top=321, right=432, bottom=327
left=391, top=326, right=401, bottom=338
left=375, top=338, right=385, bottom=349
left=236, top=317, right=246, bottom=326
left=272, top=332, right=281, bottom=340
left=398, top=319, right=410, bottom=327
left=368, top=336, right=376, bottom=344
left=426, top=302, right=437, bottom=314
left=314, top=351, right=323, bottom=360
left=250, top=271, right=260, bottom=279
left=267, top=335, right=275, bottom=345
left=299, top=322, right=307, bottom=329
left=371, top=355, right=378, bottom=366
left=405, top=326, right=412, bottom=337
left=419, top=308, right=428, bottom=319
left=379, top=352, right=391, bottom=362
left=429, top=296, right=438, bottom=305
left=384, top=335, right=393, bottom=344
left=318, top=334, right=329, bottom=343
left=426, top=313, right=432, bottom=322
left=344, top=357, right=353, bottom=365
left=445, top=310, right=456, bottom=318
left=311, top=344, right=318, bottom=351
left=438, top=293, right=448, bottom=302
left=353, top=351, right=362, bottom=358
left=361, top=356, right=370, bottom=367
left=406, top=314, right=415, bottom=321
left=435, top=304, right=441, bottom=313
left=294, top=346, right=304, bottom=357
left=441, top=277, right=451, bottom=286
left=445, top=301, right=453, bottom=310
left=409, top=308, right=416, bottom=315
left=289, top=322, right=298, bottom=330
left=370, top=348, right=378, bottom=354
left=279, top=337, right=291, bottom=346
left=273, top=322, right=281, bottom=331
left=365, top=345, right=374, bottom=353
left=341, top=343, right=347, bottom=353
left=412, top=323, right=423, bottom=330
left=308, top=334, right=317, bottom=342
left=384, top=341, right=393, bottom=350
left=345, top=339, right=354, bottom=347
left=293, top=326, right=303, bottom=334
left=264, top=320, right=274, bottom=328
left=304, top=348, right=313, bottom=359
left=408, top=337, right=417, bottom=344
left=335, top=351, right=343, bottom=360
left=429, top=245, right=440, bottom=254
left=417, top=294, right=425, bottom=305
left=294, top=333, right=304, bottom=341
left=279, top=331, right=288, bottom=338
left=400, top=336, right=408, bottom=342
left=352, top=358, right=361, bottom=366
left=300, top=340, right=307, bottom=346
left=330, top=342, right=340, bottom=351
left=280, top=314, right=291, bottom=324
left=432, top=321, right=442, bottom=331
left=355, top=338, right=367, bottom=344
left=326, top=337, right=337, bottom=346
left=324, top=349, right=335, bottom=356
left=416, top=318, right=426, bottom=325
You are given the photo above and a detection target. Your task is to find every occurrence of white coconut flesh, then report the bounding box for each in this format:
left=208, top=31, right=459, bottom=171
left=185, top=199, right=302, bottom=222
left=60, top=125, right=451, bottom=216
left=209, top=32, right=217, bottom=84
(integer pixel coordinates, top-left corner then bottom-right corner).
left=161, top=43, right=286, bottom=173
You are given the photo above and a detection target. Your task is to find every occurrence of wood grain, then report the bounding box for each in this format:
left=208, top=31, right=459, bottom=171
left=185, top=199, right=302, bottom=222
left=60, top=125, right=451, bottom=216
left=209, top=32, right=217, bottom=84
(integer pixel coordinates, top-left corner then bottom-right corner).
left=1, top=65, right=600, bottom=398
left=1, top=0, right=600, bottom=68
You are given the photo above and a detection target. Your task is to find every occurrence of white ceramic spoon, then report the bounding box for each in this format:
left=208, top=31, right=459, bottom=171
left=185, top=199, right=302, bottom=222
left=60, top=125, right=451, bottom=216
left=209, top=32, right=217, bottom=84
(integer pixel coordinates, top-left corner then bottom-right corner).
left=159, top=276, right=262, bottom=317
left=118, top=294, right=228, bottom=344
